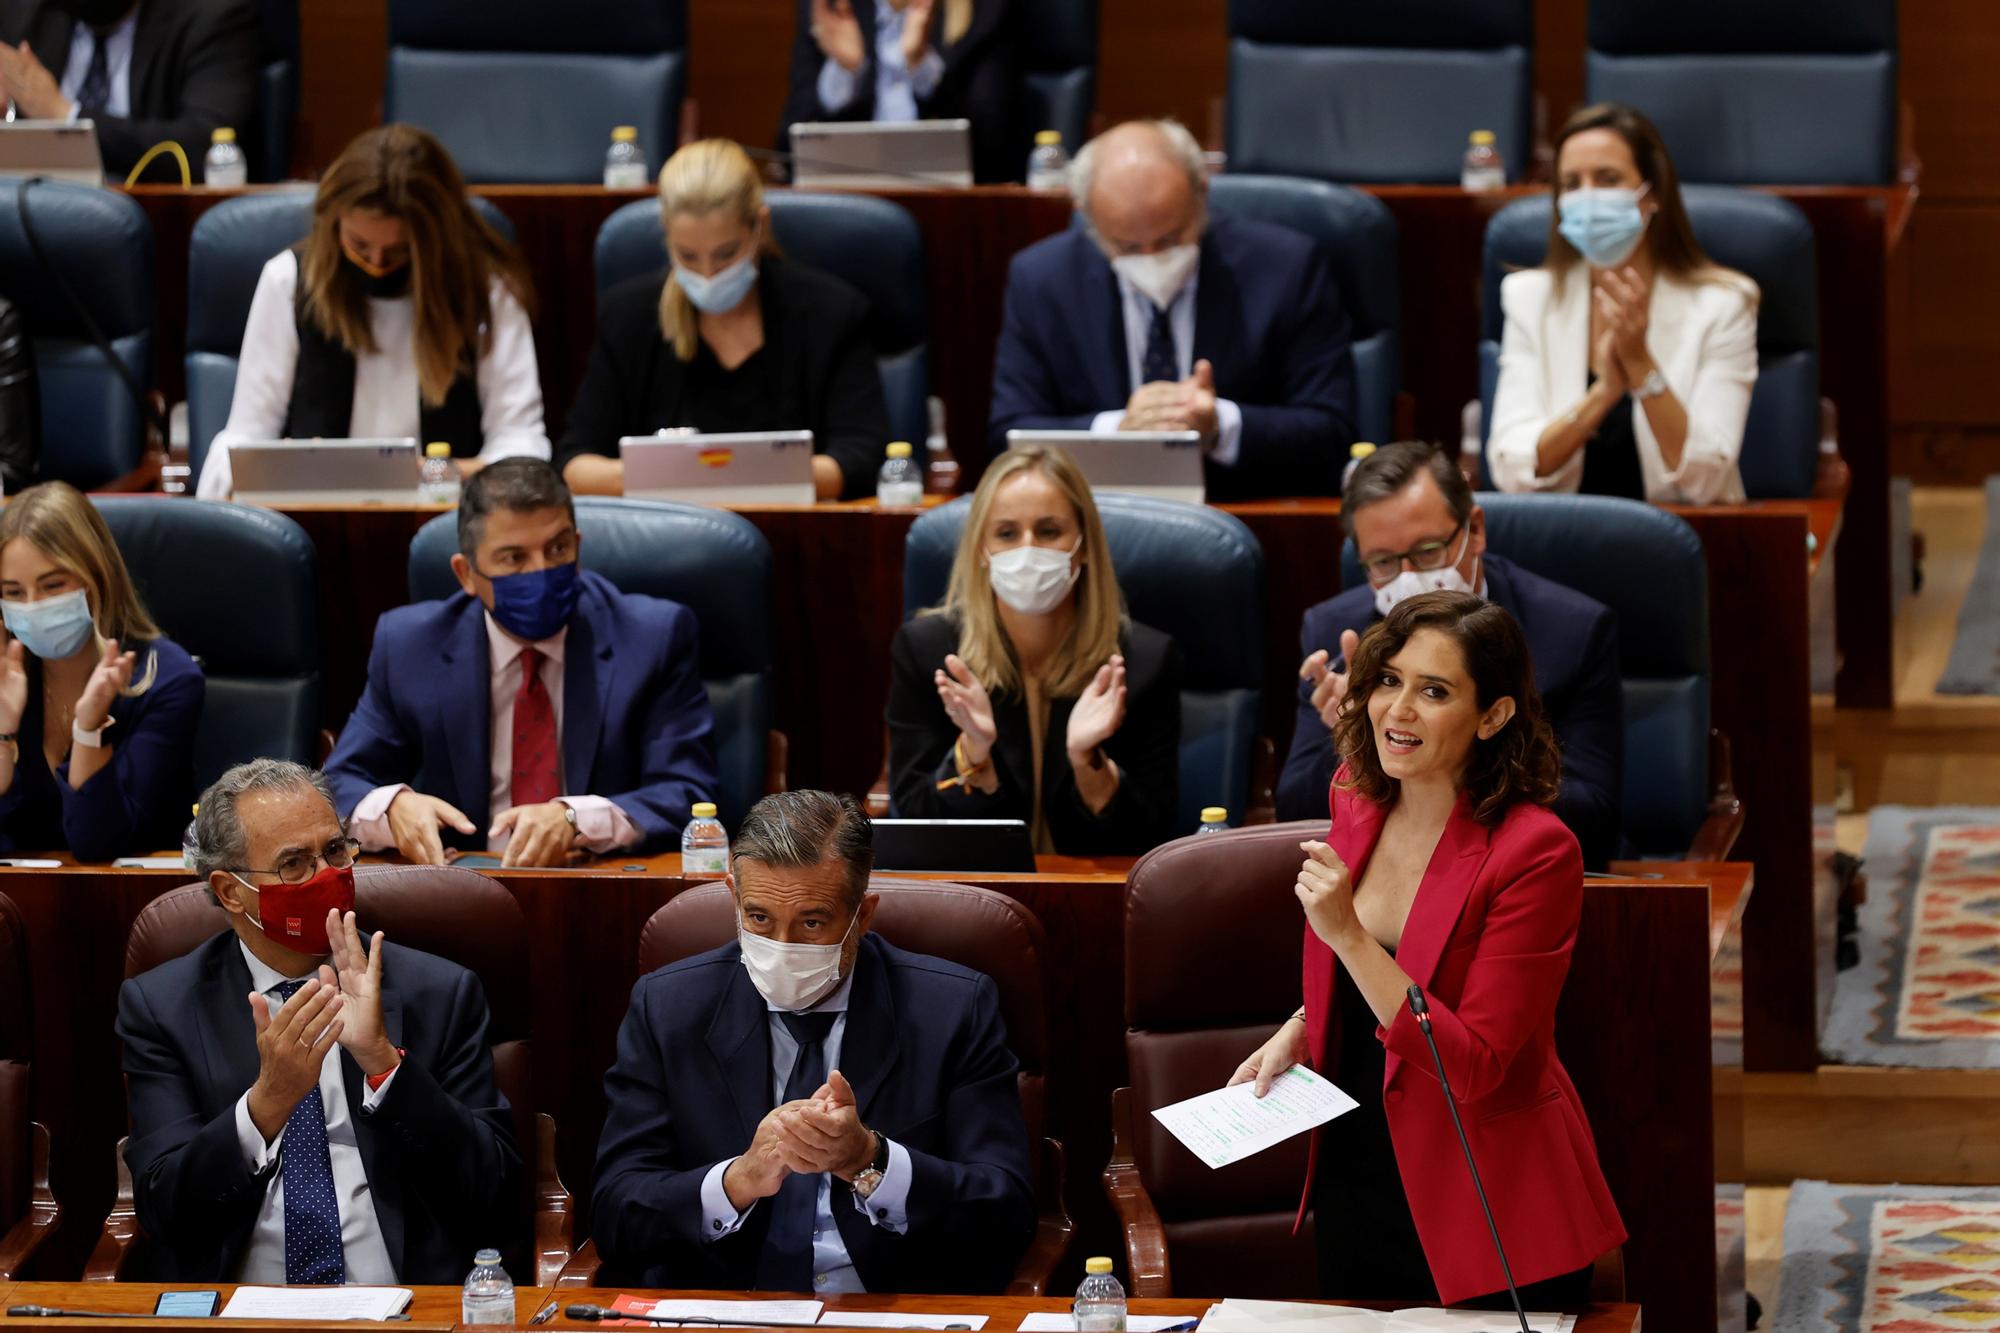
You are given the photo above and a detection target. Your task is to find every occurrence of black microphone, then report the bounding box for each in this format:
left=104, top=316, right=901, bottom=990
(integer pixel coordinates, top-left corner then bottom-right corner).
left=1407, top=984, right=1533, bottom=1333
left=7, top=1306, right=129, bottom=1318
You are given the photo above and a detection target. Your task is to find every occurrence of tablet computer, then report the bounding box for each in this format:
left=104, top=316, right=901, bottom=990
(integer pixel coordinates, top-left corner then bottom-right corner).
left=1005, top=429, right=1206, bottom=504
left=230, top=438, right=423, bottom=505
left=870, top=818, right=1037, bottom=874
left=0, top=119, right=103, bottom=186
left=789, top=119, right=974, bottom=190
left=620, top=430, right=816, bottom=506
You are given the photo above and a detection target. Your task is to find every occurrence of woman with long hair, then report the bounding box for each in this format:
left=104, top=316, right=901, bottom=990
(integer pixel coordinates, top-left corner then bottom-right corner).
left=198, top=123, right=548, bottom=497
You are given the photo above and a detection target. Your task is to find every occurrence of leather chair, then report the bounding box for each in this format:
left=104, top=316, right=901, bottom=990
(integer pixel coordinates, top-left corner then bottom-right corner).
left=0, top=179, right=154, bottom=489
left=184, top=191, right=518, bottom=479
left=1208, top=175, right=1400, bottom=446
left=407, top=497, right=781, bottom=825
left=87, top=867, right=576, bottom=1285
left=903, top=494, right=1266, bottom=830
left=1337, top=493, right=1742, bottom=861
left=1477, top=186, right=1821, bottom=499
left=1225, top=0, right=1533, bottom=185
left=92, top=497, right=322, bottom=788
left=384, top=0, right=686, bottom=184
left=252, top=0, right=300, bottom=181
left=1586, top=0, right=1897, bottom=185
left=1018, top=0, right=1097, bottom=159
left=0, top=893, right=57, bottom=1281
left=559, top=879, right=1072, bottom=1292
left=595, top=192, right=931, bottom=446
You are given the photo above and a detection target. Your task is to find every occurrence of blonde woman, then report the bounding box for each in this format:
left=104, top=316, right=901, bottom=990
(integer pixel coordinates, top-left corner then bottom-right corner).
left=886, top=445, right=1180, bottom=855
left=558, top=138, right=890, bottom=500
left=197, top=123, right=548, bottom=498
left=0, top=483, right=203, bottom=860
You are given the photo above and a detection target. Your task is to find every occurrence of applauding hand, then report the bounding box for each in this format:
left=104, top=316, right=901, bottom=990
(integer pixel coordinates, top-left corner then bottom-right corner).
left=324, top=909, right=398, bottom=1078
left=809, top=0, right=867, bottom=72
left=935, top=653, right=998, bottom=764
left=898, top=0, right=938, bottom=69
left=74, top=638, right=136, bottom=734
left=1065, top=654, right=1128, bottom=761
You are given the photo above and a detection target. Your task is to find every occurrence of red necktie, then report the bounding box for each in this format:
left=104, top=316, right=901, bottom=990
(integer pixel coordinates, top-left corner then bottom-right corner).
left=510, top=648, right=560, bottom=808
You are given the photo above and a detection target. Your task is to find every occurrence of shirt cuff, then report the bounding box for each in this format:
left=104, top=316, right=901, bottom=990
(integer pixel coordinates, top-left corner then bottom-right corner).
left=349, top=783, right=412, bottom=853
left=1089, top=409, right=1125, bottom=434
left=554, top=795, right=642, bottom=853
left=1208, top=398, right=1244, bottom=468
left=235, top=1091, right=284, bottom=1171
left=360, top=1062, right=399, bottom=1109
left=908, top=48, right=945, bottom=100
left=817, top=57, right=861, bottom=113
left=700, top=1158, right=753, bottom=1239
left=65, top=101, right=82, bottom=125
left=848, top=1139, right=912, bottom=1234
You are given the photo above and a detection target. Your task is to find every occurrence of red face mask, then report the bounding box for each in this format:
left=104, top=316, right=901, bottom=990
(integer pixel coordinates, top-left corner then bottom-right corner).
left=242, top=862, right=355, bottom=955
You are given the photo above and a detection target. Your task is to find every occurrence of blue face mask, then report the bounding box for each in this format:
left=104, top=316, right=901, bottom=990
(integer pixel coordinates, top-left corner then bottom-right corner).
left=2, top=587, right=97, bottom=660
left=674, top=250, right=759, bottom=315
left=1557, top=184, right=1651, bottom=269
left=483, top=560, right=580, bottom=642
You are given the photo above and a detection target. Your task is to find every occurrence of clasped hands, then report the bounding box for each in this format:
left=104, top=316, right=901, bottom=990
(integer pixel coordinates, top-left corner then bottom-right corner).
left=1119, top=359, right=1219, bottom=444
left=811, top=0, right=935, bottom=74
left=724, top=1068, right=876, bottom=1211
left=245, top=909, right=399, bottom=1142
left=1590, top=264, right=1655, bottom=395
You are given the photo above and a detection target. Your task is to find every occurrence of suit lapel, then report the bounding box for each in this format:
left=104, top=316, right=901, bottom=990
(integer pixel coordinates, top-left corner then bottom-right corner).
left=126, top=1, right=165, bottom=114
left=197, top=935, right=262, bottom=1110
left=561, top=596, right=609, bottom=798
left=705, top=953, right=774, bottom=1143
left=1077, top=241, right=1129, bottom=409
left=346, top=947, right=407, bottom=1276
left=1382, top=795, right=1491, bottom=1087
left=839, top=938, right=900, bottom=1123
left=1189, top=227, right=1242, bottom=387
left=440, top=604, right=492, bottom=826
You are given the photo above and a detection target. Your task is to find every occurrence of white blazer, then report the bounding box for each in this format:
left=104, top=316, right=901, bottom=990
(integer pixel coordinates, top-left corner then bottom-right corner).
left=1487, top=265, right=1759, bottom=505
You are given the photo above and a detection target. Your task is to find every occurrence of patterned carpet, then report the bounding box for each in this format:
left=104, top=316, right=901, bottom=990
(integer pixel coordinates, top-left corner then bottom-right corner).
left=1937, top=476, right=2000, bottom=695
left=1777, top=1181, right=2000, bottom=1331
left=1823, top=808, right=2000, bottom=1067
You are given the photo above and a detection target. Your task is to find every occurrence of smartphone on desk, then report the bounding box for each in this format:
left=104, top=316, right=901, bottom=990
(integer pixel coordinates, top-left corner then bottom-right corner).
left=154, top=1290, right=219, bottom=1317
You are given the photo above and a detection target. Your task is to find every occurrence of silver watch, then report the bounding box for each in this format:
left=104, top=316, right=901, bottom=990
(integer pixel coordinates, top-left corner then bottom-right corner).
left=1632, top=369, right=1669, bottom=401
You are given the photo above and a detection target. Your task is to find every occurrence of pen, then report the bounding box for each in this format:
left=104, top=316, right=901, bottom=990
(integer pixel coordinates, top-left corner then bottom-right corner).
left=529, top=1299, right=559, bottom=1325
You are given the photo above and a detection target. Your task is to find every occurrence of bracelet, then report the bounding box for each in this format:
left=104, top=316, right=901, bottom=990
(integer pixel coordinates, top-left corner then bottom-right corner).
left=72, top=716, right=113, bottom=749
left=936, top=735, right=991, bottom=791
left=1290, top=1006, right=1307, bottom=1024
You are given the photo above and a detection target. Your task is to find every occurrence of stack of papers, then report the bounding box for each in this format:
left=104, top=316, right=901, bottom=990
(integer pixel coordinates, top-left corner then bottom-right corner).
left=1150, top=1066, right=1359, bottom=1168
left=1196, top=1300, right=1576, bottom=1333
left=610, top=1297, right=825, bottom=1326
left=218, top=1287, right=414, bottom=1320
left=820, top=1314, right=990, bottom=1329
left=1017, top=1317, right=1197, bottom=1332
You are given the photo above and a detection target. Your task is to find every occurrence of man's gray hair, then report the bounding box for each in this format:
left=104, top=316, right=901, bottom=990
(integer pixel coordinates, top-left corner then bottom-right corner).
left=1342, top=440, right=1475, bottom=526
left=189, top=759, right=340, bottom=888
left=1068, top=118, right=1207, bottom=223
left=730, top=790, right=873, bottom=907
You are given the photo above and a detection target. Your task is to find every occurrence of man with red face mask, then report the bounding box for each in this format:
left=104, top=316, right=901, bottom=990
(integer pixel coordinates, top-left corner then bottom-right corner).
left=113, top=758, right=522, bottom=1283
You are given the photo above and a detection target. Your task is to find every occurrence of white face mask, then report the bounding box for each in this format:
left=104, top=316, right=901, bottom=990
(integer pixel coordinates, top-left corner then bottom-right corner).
left=1111, top=243, right=1200, bottom=310
left=987, top=539, right=1080, bottom=616
left=1372, top=525, right=1477, bottom=617
left=737, top=909, right=860, bottom=1012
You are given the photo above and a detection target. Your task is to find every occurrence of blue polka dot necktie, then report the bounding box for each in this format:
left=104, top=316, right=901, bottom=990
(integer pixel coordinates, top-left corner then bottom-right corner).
left=1141, top=301, right=1180, bottom=386
left=76, top=33, right=112, bottom=122
left=272, top=980, right=346, bottom=1285
left=754, top=1010, right=840, bottom=1292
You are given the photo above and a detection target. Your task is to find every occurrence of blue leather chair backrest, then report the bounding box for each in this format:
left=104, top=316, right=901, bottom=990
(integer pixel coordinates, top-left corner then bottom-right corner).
left=0, top=180, right=153, bottom=489
left=1477, top=186, right=1819, bottom=498
left=596, top=192, right=931, bottom=445
left=1226, top=0, right=1533, bottom=184
left=903, top=494, right=1264, bottom=831
left=1338, top=493, right=1708, bottom=858
left=384, top=0, right=686, bottom=184
left=1018, top=0, right=1097, bottom=159
left=407, top=498, right=775, bottom=826
left=1586, top=0, right=1896, bottom=186
left=92, top=498, right=321, bottom=789
left=253, top=0, right=300, bottom=181
left=1209, top=174, right=1400, bottom=445
left=184, top=192, right=517, bottom=482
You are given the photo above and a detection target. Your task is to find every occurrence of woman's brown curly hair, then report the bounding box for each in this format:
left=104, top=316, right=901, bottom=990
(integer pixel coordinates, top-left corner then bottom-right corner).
left=1332, top=590, right=1562, bottom=826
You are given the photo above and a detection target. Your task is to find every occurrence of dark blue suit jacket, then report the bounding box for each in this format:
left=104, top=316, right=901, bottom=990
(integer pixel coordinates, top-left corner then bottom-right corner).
left=114, top=931, right=522, bottom=1282
left=0, top=635, right=203, bottom=860
left=592, top=933, right=1036, bottom=1293
left=1275, top=554, right=1624, bottom=868
left=987, top=213, right=1357, bottom=501
left=324, top=570, right=718, bottom=853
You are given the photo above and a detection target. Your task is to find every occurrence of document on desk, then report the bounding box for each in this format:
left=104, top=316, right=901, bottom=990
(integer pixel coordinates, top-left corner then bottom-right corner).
left=819, top=1313, right=990, bottom=1329
left=1016, top=1317, right=1196, bottom=1332
left=1149, top=1065, right=1358, bottom=1168
left=217, top=1286, right=414, bottom=1320
left=1196, top=1301, right=1573, bottom=1332
left=612, top=1296, right=826, bottom=1325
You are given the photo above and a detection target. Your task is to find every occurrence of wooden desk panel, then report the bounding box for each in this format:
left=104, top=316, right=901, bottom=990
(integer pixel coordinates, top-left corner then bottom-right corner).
left=0, top=1282, right=545, bottom=1327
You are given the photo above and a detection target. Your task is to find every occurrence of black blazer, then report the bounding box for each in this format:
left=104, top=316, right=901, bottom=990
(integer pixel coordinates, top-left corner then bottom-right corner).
left=5, top=0, right=260, bottom=182
left=592, top=932, right=1036, bottom=1292
left=780, top=0, right=1020, bottom=184
left=557, top=256, right=891, bottom=501
left=0, top=294, right=38, bottom=491
left=115, top=931, right=523, bottom=1283
left=887, top=612, right=1181, bottom=856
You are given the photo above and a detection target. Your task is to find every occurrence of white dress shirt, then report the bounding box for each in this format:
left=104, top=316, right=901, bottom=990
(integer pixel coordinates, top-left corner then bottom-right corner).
left=349, top=610, right=641, bottom=855
left=816, top=3, right=945, bottom=122
left=1088, top=268, right=1245, bottom=468
left=196, top=249, right=550, bottom=498
left=58, top=12, right=136, bottom=120
left=696, top=974, right=915, bottom=1292
left=230, top=941, right=398, bottom=1284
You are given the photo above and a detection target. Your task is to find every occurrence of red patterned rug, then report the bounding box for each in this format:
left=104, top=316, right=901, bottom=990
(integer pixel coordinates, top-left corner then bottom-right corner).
left=1779, top=1182, right=2000, bottom=1330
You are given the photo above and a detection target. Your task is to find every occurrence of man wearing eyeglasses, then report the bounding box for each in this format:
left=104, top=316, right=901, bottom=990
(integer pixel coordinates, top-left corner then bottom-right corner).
left=113, top=758, right=521, bottom=1282
left=1275, top=441, right=1623, bottom=869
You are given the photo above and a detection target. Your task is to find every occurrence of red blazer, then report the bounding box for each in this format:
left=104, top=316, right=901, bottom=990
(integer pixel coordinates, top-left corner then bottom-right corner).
left=1297, top=777, right=1626, bottom=1305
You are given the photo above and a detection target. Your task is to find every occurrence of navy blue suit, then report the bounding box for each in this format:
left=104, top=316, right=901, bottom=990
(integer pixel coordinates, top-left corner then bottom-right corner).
left=324, top=570, right=718, bottom=853
left=0, top=635, right=203, bottom=860
left=115, top=931, right=522, bottom=1282
left=592, top=933, right=1036, bottom=1293
left=1276, top=554, right=1624, bottom=869
left=987, top=213, right=1357, bottom=501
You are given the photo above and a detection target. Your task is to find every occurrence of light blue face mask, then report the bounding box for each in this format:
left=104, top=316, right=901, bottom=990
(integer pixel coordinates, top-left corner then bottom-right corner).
left=674, top=249, right=759, bottom=315
left=2, top=587, right=97, bottom=660
left=1557, top=184, right=1652, bottom=269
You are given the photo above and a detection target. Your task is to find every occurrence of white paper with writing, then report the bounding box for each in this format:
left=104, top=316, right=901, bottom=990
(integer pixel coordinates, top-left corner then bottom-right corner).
left=1150, top=1065, right=1358, bottom=1168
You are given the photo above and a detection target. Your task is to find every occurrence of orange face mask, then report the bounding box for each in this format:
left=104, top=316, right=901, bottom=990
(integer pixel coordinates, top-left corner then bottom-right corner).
left=339, top=236, right=407, bottom=280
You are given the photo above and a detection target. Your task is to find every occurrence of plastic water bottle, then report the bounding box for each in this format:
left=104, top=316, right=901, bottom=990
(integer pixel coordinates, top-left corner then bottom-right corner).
left=1074, top=1257, right=1126, bottom=1332
left=1027, top=130, right=1069, bottom=190
left=1461, top=130, right=1505, bottom=191
left=682, top=802, right=730, bottom=877
left=460, top=1249, right=513, bottom=1325
left=605, top=125, right=649, bottom=189
left=204, top=127, right=247, bottom=188
left=1341, top=441, right=1376, bottom=492
left=1195, top=807, right=1228, bottom=836
left=877, top=441, right=924, bottom=507
left=924, top=396, right=959, bottom=496
left=419, top=442, right=461, bottom=505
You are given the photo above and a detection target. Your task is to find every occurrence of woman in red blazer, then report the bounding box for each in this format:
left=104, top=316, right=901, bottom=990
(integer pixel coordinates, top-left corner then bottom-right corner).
left=1231, top=589, right=1625, bottom=1307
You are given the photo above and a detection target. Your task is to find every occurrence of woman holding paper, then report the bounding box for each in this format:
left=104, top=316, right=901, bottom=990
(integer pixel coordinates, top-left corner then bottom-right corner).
left=1229, top=590, right=1625, bottom=1307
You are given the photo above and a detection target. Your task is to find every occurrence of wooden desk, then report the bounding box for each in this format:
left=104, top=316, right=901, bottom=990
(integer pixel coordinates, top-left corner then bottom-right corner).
left=0, top=1282, right=547, bottom=1327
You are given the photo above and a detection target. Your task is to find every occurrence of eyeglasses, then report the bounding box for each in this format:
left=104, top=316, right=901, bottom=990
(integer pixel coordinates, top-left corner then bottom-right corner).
left=1358, top=523, right=1466, bottom=587
left=234, top=836, right=361, bottom=885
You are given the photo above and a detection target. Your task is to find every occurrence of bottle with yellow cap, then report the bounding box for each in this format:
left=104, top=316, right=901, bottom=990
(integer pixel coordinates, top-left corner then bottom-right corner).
left=877, top=441, right=924, bottom=507
left=1027, top=129, right=1070, bottom=190
left=1461, top=129, right=1505, bottom=192
left=681, top=801, right=730, bottom=877
left=419, top=441, right=461, bottom=505
left=1074, top=1256, right=1126, bottom=1331
left=1341, top=440, right=1377, bottom=491
left=1195, top=806, right=1229, bottom=836
left=605, top=125, right=649, bottom=189
left=204, top=126, right=247, bottom=188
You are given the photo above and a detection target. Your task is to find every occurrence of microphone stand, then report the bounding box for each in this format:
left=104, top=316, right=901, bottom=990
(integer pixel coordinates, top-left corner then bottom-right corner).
left=1406, top=984, right=1533, bottom=1333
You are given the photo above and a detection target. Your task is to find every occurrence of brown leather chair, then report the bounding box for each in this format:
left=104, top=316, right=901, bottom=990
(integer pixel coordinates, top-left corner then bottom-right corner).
left=0, top=891, right=57, bottom=1280
left=85, top=865, right=576, bottom=1284
left=560, top=878, right=1072, bottom=1293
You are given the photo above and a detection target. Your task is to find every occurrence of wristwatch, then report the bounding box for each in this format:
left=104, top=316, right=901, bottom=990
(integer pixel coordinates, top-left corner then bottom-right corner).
left=72, top=716, right=113, bottom=749
left=850, top=1130, right=889, bottom=1198
left=1632, top=369, right=1669, bottom=401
